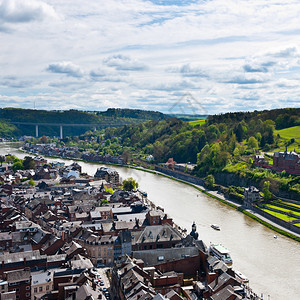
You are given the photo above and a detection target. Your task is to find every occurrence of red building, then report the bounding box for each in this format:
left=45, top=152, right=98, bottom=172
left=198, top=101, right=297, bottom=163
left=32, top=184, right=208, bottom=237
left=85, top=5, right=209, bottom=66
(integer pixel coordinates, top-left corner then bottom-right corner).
left=273, top=150, right=300, bottom=175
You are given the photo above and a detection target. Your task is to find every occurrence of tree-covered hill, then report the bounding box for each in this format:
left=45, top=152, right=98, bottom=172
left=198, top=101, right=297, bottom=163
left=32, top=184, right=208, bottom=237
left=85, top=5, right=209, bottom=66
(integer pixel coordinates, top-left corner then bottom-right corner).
left=207, top=108, right=300, bottom=130
left=0, top=121, right=19, bottom=138
left=101, top=108, right=299, bottom=165
left=97, top=108, right=166, bottom=120
left=98, top=107, right=300, bottom=199
left=0, top=108, right=168, bottom=137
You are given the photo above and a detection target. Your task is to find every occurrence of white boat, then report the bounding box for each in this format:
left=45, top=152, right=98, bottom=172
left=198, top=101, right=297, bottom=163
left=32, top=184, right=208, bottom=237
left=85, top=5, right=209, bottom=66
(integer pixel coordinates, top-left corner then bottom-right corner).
left=209, top=243, right=233, bottom=266
left=235, top=270, right=249, bottom=284
left=211, top=224, right=220, bottom=230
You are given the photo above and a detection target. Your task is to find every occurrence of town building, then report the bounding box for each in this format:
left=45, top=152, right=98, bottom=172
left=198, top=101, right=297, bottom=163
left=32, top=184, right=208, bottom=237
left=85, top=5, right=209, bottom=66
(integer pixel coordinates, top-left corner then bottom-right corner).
left=94, top=167, right=120, bottom=186
left=131, top=223, right=182, bottom=251
left=273, top=150, right=300, bottom=175
left=31, top=270, right=53, bottom=299
left=3, top=268, right=31, bottom=300
left=244, top=186, right=260, bottom=208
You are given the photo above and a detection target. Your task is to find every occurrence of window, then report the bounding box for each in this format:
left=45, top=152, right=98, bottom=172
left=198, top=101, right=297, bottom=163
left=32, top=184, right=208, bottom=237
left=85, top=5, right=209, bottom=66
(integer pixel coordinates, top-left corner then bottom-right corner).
left=46, top=285, right=49, bottom=291
left=26, top=293, right=30, bottom=297
left=26, top=286, right=30, bottom=290
left=39, top=286, right=43, bottom=292
left=34, top=288, right=37, bottom=293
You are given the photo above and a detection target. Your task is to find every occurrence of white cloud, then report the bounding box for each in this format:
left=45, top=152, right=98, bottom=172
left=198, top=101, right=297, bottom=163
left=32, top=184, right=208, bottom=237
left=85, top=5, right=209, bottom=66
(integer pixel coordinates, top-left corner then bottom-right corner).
left=47, top=62, right=84, bottom=78
left=0, top=0, right=57, bottom=24
left=103, top=55, right=148, bottom=71
left=0, top=0, right=300, bottom=113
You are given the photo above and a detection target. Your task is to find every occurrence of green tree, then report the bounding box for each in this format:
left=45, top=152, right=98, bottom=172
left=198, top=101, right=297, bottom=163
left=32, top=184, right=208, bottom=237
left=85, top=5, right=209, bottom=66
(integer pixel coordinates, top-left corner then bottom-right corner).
left=235, top=123, right=244, bottom=142
left=205, top=174, right=215, bottom=189
left=263, top=181, right=272, bottom=200
left=23, top=156, right=36, bottom=170
left=104, top=185, right=114, bottom=194
left=5, top=155, right=17, bottom=163
left=101, top=199, right=109, bottom=206
left=28, top=178, right=35, bottom=186
left=40, top=135, right=48, bottom=143
left=12, top=161, right=24, bottom=172
left=123, top=177, right=139, bottom=191
left=121, top=149, right=131, bottom=164
left=248, top=136, right=258, bottom=149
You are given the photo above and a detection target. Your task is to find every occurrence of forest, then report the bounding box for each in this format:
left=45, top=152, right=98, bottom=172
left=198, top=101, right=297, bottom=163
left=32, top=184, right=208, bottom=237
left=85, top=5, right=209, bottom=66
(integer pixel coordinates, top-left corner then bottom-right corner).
left=0, top=108, right=168, bottom=137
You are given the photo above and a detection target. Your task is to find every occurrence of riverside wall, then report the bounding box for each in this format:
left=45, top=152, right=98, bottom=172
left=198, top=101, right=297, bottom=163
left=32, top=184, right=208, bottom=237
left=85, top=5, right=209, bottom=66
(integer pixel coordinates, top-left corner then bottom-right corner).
left=154, top=166, right=205, bottom=186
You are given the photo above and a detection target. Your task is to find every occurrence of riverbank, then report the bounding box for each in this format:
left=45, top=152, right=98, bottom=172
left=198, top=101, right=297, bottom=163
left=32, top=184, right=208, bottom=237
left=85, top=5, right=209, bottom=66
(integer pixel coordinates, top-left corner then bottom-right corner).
left=18, top=146, right=300, bottom=242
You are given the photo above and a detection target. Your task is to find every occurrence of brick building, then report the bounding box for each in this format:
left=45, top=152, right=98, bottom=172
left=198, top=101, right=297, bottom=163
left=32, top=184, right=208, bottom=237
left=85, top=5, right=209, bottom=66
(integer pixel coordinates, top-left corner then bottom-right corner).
left=273, top=150, right=300, bottom=175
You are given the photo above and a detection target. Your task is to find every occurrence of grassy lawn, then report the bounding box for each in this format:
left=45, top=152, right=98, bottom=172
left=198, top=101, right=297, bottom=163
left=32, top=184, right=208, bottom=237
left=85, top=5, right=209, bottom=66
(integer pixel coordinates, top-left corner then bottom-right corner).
left=265, top=204, right=300, bottom=217
left=274, top=126, right=300, bottom=141
left=261, top=208, right=298, bottom=222
left=189, top=119, right=206, bottom=126
left=283, top=202, right=300, bottom=210
left=273, top=126, right=300, bottom=152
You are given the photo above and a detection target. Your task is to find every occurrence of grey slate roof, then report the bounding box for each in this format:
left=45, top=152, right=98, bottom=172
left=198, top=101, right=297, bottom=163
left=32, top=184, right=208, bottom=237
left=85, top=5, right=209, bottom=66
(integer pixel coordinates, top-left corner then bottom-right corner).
left=132, top=223, right=182, bottom=245
left=132, top=246, right=199, bottom=267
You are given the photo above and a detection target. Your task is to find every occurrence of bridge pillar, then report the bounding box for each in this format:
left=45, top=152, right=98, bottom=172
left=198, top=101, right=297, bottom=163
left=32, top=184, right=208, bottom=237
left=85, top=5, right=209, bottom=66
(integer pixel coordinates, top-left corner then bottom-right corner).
left=35, top=125, right=39, bottom=138
left=60, top=125, right=63, bottom=139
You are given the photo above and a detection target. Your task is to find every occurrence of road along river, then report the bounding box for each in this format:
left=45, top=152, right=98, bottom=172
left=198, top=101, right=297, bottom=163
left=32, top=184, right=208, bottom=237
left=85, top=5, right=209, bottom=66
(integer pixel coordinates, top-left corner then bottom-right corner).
left=1, top=144, right=300, bottom=299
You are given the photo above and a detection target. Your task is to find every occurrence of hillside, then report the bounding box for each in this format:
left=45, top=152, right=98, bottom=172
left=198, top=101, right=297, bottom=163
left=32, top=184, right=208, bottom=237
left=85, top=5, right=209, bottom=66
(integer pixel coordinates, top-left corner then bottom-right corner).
left=75, top=107, right=300, bottom=200
left=0, top=108, right=168, bottom=137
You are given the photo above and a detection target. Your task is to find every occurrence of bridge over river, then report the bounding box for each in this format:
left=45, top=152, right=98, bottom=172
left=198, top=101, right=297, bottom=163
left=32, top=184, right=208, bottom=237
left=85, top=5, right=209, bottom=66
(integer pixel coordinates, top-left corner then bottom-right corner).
left=10, top=121, right=124, bottom=138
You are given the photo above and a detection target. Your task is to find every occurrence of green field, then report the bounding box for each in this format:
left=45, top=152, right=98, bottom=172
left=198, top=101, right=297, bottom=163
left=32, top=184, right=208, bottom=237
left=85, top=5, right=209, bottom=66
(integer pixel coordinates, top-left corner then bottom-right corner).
left=273, top=126, right=300, bottom=152
left=274, top=126, right=300, bottom=141
left=189, top=119, right=206, bottom=126
left=262, top=208, right=298, bottom=221
left=283, top=202, right=300, bottom=210
left=265, top=204, right=300, bottom=217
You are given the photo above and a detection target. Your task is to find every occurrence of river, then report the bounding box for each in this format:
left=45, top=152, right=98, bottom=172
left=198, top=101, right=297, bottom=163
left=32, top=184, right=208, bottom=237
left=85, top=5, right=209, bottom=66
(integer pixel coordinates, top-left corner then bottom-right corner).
left=1, top=143, right=300, bottom=299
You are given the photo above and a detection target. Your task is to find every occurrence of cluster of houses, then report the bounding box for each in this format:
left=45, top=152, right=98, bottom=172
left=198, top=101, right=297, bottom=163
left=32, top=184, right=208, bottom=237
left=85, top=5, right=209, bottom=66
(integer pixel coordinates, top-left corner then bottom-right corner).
left=254, top=150, right=300, bottom=175
left=0, top=154, right=260, bottom=300
left=23, top=143, right=124, bottom=165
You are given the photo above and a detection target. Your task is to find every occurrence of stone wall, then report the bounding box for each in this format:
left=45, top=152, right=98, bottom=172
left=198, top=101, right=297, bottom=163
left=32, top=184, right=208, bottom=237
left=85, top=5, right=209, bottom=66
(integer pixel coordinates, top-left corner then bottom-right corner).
left=155, top=166, right=205, bottom=186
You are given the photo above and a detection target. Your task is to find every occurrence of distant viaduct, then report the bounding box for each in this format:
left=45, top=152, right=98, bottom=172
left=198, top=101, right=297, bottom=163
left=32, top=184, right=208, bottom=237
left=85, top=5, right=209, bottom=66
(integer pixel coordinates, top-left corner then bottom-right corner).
left=9, top=122, right=124, bottom=139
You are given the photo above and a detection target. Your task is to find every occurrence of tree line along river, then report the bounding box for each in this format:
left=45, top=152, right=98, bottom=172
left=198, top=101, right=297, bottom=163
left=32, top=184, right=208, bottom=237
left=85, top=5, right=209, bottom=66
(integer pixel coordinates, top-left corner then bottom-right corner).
left=1, top=143, right=300, bottom=300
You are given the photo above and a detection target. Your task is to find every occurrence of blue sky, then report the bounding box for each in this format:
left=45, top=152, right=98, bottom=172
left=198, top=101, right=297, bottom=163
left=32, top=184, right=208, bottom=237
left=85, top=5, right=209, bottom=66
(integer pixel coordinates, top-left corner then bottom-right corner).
left=0, top=0, right=299, bottom=114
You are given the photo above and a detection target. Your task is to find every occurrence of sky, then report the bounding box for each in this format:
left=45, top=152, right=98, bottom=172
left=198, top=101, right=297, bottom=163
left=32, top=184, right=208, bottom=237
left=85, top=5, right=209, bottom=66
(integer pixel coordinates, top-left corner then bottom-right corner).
left=0, top=0, right=300, bottom=115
